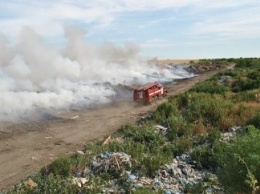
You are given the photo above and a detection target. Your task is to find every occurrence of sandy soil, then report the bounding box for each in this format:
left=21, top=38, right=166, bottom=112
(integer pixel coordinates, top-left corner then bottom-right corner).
left=0, top=68, right=227, bottom=191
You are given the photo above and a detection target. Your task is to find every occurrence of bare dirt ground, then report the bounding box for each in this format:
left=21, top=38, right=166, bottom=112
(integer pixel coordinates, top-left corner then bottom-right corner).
left=0, top=67, right=229, bottom=191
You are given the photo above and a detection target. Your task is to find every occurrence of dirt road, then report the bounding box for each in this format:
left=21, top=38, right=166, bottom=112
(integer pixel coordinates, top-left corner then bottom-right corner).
left=0, top=68, right=226, bottom=190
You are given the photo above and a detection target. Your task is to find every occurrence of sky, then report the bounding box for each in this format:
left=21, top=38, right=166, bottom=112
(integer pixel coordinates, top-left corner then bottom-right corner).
left=0, top=0, right=260, bottom=59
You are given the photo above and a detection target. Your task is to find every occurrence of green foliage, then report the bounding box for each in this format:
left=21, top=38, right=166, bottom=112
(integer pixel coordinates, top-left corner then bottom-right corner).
left=180, top=93, right=235, bottom=130
left=153, top=103, right=179, bottom=124
left=207, top=129, right=221, bottom=145
left=235, top=90, right=259, bottom=102
left=165, top=115, right=191, bottom=141
left=117, top=124, right=165, bottom=154
left=232, top=78, right=260, bottom=92
left=140, top=152, right=172, bottom=177
left=133, top=187, right=164, bottom=194
left=215, top=125, right=260, bottom=193
left=234, top=58, right=260, bottom=69
left=42, top=156, right=73, bottom=178
left=230, top=68, right=260, bottom=92
left=104, top=124, right=173, bottom=177
left=190, top=145, right=217, bottom=170
left=185, top=173, right=220, bottom=194
left=9, top=174, right=76, bottom=194
left=247, top=112, right=260, bottom=128
left=169, top=136, right=193, bottom=156
left=190, top=81, right=227, bottom=95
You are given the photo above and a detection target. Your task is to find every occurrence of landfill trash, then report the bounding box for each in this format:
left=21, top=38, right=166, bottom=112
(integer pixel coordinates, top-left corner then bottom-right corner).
left=71, top=150, right=224, bottom=193
left=121, top=152, right=223, bottom=194
left=76, top=150, right=85, bottom=155
left=218, top=75, right=231, bottom=86
left=91, top=152, right=131, bottom=174
left=115, top=136, right=125, bottom=143
left=72, top=177, right=87, bottom=188
left=154, top=125, right=168, bottom=135
left=71, top=115, right=79, bottom=119
left=220, top=126, right=241, bottom=142
left=71, top=152, right=132, bottom=191
left=103, top=135, right=112, bottom=145
left=24, top=179, right=37, bottom=189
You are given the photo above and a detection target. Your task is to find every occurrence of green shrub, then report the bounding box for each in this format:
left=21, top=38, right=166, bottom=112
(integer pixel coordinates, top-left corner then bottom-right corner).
left=190, top=82, right=227, bottom=95
left=235, top=91, right=259, bottom=102
left=118, top=124, right=165, bottom=150
left=166, top=115, right=191, bottom=141
left=153, top=103, right=179, bottom=124
left=190, top=145, right=217, bottom=170
left=42, top=156, right=73, bottom=177
left=171, top=136, right=193, bottom=156
left=181, top=93, right=234, bottom=129
left=185, top=173, right=220, bottom=194
left=232, top=79, right=260, bottom=92
left=215, top=125, right=260, bottom=193
left=7, top=174, right=84, bottom=194
left=247, top=112, right=260, bottom=128
left=207, top=129, right=221, bottom=145
left=133, top=187, right=164, bottom=194
left=140, top=152, right=172, bottom=177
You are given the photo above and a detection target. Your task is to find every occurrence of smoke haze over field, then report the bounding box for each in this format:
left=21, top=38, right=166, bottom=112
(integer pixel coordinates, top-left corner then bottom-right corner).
left=0, top=26, right=194, bottom=121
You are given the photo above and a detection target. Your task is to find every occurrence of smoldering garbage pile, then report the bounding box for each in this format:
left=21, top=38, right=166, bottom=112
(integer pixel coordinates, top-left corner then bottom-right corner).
left=0, top=26, right=195, bottom=121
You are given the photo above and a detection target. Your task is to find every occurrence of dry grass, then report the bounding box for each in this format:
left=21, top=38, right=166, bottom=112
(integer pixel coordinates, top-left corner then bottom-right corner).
left=158, top=59, right=198, bottom=65
left=233, top=102, right=260, bottom=125
left=194, top=120, right=207, bottom=135
left=147, top=59, right=198, bottom=65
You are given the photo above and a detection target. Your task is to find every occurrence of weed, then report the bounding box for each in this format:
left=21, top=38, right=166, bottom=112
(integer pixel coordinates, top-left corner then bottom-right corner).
left=42, top=156, right=73, bottom=177
left=215, top=125, right=260, bottom=193
left=247, top=112, right=260, bottom=128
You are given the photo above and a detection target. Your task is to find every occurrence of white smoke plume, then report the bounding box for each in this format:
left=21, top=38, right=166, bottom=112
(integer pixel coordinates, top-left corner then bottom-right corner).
left=0, top=26, right=194, bottom=121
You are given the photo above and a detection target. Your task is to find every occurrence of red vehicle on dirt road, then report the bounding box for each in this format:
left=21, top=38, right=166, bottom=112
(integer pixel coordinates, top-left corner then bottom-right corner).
left=133, top=82, right=167, bottom=104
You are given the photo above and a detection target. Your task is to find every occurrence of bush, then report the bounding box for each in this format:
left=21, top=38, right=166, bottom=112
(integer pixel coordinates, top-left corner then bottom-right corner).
left=153, top=103, right=179, bottom=124
left=232, top=79, right=260, bottom=92
left=7, top=174, right=77, bottom=194
left=190, top=145, right=217, bottom=170
left=235, top=90, right=259, bottom=102
left=247, top=112, right=260, bottom=128
left=181, top=93, right=234, bottom=130
left=141, top=152, right=171, bottom=177
left=190, top=82, right=227, bottom=95
left=42, top=156, right=73, bottom=177
left=171, top=136, right=193, bottom=156
left=133, top=187, right=164, bottom=194
left=215, top=125, right=260, bottom=193
left=166, top=115, right=191, bottom=140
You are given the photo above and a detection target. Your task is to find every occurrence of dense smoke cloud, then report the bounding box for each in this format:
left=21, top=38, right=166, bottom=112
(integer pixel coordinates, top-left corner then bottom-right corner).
left=0, top=26, right=193, bottom=121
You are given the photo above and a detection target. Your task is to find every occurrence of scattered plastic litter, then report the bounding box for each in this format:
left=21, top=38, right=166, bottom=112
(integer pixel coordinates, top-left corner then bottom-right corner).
left=70, top=146, right=226, bottom=193
left=154, top=125, right=168, bottom=135
left=76, top=150, right=85, bottom=155
left=103, top=135, right=112, bottom=145
left=91, top=152, right=131, bottom=175
left=220, top=126, right=241, bottom=142
left=24, top=179, right=37, bottom=189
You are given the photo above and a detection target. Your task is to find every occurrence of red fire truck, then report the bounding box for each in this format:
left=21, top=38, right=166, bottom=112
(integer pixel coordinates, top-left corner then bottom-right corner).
left=133, top=82, right=167, bottom=104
